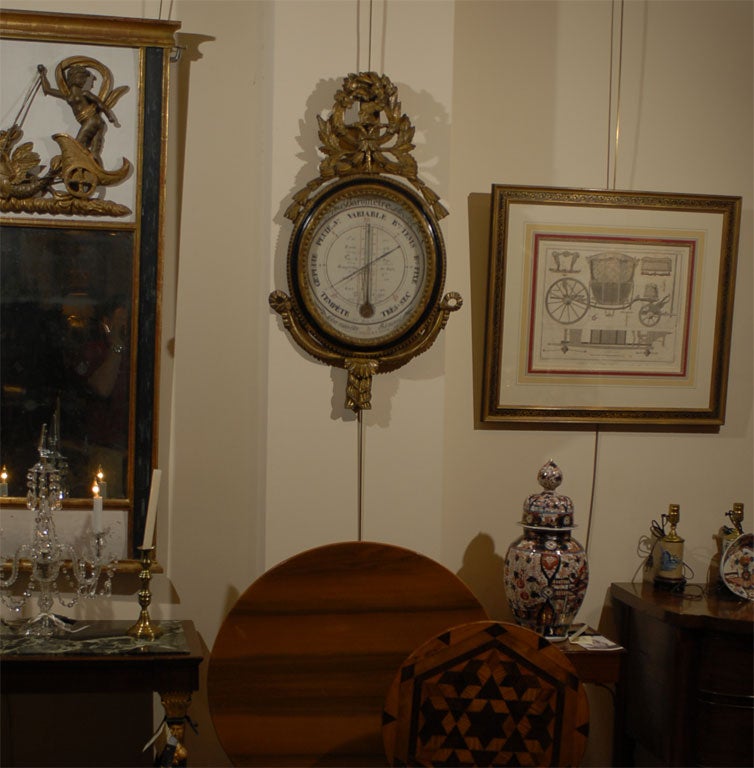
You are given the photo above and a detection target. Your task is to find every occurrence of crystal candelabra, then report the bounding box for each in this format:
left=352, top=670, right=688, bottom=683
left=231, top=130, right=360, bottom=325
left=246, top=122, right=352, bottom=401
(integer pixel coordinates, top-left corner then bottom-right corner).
left=47, top=401, right=70, bottom=499
left=0, top=426, right=116, bottom=637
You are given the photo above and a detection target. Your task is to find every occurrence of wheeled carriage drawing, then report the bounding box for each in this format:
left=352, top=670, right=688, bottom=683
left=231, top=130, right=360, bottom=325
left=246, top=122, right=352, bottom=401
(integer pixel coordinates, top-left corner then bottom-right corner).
left=545, top=252, right=669, bottom=327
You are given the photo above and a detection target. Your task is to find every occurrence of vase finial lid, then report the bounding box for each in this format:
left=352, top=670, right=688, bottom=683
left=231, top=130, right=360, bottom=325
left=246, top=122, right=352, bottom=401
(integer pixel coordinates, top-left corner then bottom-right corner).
left=537, top=460, right=562, bottom=491
left=522, top=460, right=574, bottom=529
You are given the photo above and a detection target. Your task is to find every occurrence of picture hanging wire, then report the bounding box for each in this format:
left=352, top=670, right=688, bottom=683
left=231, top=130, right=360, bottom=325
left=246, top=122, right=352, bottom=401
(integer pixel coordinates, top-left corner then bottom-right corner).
left=368, top=0, right=373, bottom=72
left=158, top=0, right=174, bottom=21
left=357, top=0, right=389, bottom=74
left=587, top=0, right=625, bottom=556
left=356, top=0, right=375, bottom=73
left=157, top=0, right=183, bottom=61
left=607, top=0, right=625, bottom=191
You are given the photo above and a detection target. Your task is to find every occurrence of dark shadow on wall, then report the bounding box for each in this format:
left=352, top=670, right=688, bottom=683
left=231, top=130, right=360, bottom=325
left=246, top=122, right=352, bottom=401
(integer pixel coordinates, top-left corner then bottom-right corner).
left=457, top=532, right=513, bottom=621
left=171, top=33, right=215, bottom=262
left=467, top=192, right=492, bottom=429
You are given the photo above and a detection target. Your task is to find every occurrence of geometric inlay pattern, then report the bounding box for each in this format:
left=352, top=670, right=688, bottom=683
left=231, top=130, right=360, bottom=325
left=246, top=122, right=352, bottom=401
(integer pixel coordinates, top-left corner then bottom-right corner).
left=383, top=621, right=589, bottom=767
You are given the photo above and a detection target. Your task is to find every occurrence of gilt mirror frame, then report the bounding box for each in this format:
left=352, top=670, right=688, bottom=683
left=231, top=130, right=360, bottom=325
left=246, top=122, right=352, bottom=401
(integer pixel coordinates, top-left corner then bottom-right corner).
left=0, top=10, right=179, bottom=560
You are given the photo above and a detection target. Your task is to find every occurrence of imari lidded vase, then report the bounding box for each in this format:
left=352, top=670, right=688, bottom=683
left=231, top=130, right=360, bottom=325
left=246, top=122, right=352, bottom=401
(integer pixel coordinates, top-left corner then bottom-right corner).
left=503, top=460, right=589, bottom=639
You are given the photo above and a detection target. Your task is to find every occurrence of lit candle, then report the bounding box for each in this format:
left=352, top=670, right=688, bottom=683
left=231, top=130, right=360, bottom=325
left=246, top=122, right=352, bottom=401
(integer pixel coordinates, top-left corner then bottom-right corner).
left=96, top=466, right=107, bottom=499
left=0, top=466, right=8, bottom=497
left=92, top=479, right=103, bottom=533
left=141, top=469, right=162, bottom=550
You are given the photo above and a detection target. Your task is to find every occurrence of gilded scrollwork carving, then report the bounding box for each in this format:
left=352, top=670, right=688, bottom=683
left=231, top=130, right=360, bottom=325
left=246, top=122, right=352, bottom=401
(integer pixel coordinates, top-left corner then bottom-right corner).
left=270, top=288, right=462, bottom=411
left=285, top=71, right=448, bottom=222
left=344, top=359, right=379, bottom=412
left=158, top=690, right=194, bottom=767
left=268, top=289, right=342, bottom=367
left=0, top=55, right=131, bottom=216
left=379, top=292, right=463, bottom=372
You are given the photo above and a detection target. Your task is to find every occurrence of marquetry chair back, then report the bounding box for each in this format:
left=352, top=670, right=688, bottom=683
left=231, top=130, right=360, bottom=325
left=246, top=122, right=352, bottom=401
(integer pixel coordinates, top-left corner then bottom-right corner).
left=207, top=541, right=488, bottom=766
left=382, top=620, right=590, bottom=767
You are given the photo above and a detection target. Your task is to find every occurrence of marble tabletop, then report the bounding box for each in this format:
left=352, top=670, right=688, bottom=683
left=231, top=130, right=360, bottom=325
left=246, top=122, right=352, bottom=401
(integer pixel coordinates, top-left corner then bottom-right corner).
left=0, top=619, right=189, bottom=655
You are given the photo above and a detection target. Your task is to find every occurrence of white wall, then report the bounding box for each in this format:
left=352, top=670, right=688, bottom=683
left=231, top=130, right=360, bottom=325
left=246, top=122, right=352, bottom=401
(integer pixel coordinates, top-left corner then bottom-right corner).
left=444, top=0, right=754, bottom=619
left=2, top=1, right=752, bottom=766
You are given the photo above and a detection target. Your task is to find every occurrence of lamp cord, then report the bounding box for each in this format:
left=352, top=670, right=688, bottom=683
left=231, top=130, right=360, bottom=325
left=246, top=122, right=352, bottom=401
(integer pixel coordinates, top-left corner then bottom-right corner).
left=585, top=427, right=599, bottom=556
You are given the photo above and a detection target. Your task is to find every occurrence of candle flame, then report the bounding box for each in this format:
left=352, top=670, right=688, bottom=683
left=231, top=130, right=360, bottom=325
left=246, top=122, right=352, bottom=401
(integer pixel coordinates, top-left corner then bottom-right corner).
left=0, top=466, right=7, bottom=482
left=92, top=481, right=100, bottom=497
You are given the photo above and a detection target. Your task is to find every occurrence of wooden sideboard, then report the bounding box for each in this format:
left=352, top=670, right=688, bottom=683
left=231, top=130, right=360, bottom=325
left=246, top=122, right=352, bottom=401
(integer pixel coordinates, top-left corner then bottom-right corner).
left=611, top=582, right=753, bottom=767
left=1, top=620, right=204, bottom=767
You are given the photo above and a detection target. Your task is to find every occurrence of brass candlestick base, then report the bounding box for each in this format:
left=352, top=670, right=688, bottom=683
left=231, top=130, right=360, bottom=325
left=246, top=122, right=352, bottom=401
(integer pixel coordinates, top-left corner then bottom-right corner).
left=127, top=547, right=162, bottom=640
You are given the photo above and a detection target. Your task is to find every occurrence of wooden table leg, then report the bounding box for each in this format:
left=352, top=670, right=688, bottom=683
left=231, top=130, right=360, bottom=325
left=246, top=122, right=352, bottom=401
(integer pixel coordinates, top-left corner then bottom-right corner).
left=611, top=597, right=632, bottom=766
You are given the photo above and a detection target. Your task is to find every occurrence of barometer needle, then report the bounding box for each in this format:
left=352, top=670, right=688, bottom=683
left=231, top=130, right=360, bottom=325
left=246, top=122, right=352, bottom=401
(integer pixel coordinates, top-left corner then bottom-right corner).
left=331, top=244, right=401, bottom=288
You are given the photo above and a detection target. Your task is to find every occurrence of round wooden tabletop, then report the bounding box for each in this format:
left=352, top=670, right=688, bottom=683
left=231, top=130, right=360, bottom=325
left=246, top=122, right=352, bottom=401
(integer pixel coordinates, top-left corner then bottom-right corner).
left=208, top=541, right=487, bottom=766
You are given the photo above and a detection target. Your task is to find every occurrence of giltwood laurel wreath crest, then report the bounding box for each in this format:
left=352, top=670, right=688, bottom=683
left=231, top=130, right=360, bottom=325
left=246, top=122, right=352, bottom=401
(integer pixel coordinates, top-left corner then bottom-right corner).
left=284, top=71, right=448, bottom=222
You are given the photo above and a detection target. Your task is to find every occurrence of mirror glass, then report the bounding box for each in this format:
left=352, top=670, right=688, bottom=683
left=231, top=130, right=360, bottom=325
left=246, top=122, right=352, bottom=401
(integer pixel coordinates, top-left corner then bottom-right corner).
left=1, top=225, right=133, bottom=499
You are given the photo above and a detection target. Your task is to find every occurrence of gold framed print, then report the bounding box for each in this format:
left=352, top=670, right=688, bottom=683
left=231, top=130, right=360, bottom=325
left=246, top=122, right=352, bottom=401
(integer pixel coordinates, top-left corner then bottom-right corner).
left=481, top=185, right=741, bottom=427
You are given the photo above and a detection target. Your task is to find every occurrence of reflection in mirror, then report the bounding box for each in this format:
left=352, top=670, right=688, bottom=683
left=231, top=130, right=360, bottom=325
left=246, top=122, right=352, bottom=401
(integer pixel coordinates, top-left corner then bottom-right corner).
left=1, top=225, right=133, bottom=500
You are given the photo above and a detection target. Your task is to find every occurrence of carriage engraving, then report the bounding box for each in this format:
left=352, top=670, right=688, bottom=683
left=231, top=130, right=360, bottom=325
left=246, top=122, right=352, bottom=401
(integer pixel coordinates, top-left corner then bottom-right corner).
left=545, top=251, right=670, bottom=328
